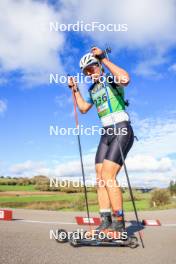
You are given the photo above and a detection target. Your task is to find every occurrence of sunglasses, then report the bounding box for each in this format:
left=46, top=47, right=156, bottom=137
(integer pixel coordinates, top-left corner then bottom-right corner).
left=83, top=64, right=99, bottom=75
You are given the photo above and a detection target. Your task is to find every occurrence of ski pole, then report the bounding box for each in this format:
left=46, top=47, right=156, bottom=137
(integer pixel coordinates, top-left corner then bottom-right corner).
left=118, top=144, right=145, bottom=248
left=68, top=75, right=92, bottom=228
left=104, top=49, right=145, bottom=248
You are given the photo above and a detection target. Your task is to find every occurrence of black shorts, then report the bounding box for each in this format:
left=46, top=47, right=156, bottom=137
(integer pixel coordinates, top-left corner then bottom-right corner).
left=95, top=121, right=134, bottom=166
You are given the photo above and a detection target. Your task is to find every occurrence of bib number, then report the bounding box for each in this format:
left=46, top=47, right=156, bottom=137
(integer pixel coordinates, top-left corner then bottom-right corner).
left=93, top=93, right=107, bottom=106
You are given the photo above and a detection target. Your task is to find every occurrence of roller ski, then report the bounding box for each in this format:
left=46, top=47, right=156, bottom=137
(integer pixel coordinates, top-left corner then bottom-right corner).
left=55, top=227, right=138, bottom=248
left=55, top=211, right=138, bottom=248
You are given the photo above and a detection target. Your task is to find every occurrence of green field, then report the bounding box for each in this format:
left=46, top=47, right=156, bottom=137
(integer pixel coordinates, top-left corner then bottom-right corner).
left=0, top=185, right=36, bottom=191
left=0, top=185, right=151, bottom=211
left=0, top=184, right=175, bottom=212
left=0, top=193, right=81, bottom=203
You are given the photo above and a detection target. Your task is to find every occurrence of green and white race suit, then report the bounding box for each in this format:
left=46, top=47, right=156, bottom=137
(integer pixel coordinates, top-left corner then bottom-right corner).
left=85, top=75, right=130, bottom=127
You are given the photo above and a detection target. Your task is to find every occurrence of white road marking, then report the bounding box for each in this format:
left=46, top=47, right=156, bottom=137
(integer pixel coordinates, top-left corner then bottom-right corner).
left=13, top=219, right=176, bottom=227
left=162, top=224, right=176, bottom=227
left=16, top=219, right=76, bottom=225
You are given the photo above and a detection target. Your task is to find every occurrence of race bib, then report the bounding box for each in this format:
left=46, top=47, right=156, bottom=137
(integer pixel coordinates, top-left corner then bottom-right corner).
left=97, top=102, right=108, bottom=113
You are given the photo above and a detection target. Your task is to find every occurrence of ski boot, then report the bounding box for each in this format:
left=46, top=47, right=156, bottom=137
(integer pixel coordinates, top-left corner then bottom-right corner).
left=85, top=211, right=112, bottom=238
left=96, top=211, right=112, bottom=232
left=106, top=210, right=126, bottom=240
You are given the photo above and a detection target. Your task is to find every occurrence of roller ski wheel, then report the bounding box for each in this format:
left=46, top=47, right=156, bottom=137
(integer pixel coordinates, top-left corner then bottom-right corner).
left=69, top=231, right=80, bottom=247
left=128, top=235, right=138, bottom=249
left=55, top=229, right=68, bottom=243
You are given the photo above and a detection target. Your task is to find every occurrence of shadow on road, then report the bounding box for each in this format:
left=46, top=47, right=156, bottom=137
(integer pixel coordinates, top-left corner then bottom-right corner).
left=126, top=220, right=145, bottom=236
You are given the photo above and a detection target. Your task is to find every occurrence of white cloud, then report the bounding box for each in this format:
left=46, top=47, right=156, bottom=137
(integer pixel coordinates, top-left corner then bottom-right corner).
left=130, top=113, right=176, bottom=158
left=0, top=0, right=175, bottom=83
left=4, top=113, right=176, bottom=186
left=133, top=54, right=169, bottom=78
left=52, top=154, right=95, bottom=179
left=126, top=155, right=173, bottom=172
left=9, top=160, right=50, bottom=176
left=48, top=153, right=175, bottom=187
left=0, top=99, right=7, bottom=114
left=60, top=0, right=176, bottom=77
left=49, top=112, right=176, bottom=187
left=0, top=0, right=65, bottom=85
left=61, top=0, right=176, bottom=45
left=168, top=63, right=176, bottom=73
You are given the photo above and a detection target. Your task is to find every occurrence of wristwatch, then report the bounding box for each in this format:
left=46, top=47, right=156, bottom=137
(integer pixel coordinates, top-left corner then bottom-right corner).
left=73, top=86, right=79, bottom=93
left=68, top=84, right=79, bottom=93
left=96, top=52, right=106, bottom=61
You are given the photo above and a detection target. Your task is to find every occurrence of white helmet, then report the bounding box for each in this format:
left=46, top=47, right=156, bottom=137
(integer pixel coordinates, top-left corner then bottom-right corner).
left=79, top=53, right=100, bottom=71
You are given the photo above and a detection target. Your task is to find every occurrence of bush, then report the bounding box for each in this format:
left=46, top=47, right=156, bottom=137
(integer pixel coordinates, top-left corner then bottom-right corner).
left=0, top=179, right=18, bottom=185
left=169, top=180, right=176, bottom=196
left=32, top=175, right=49, bottom=185
left=35, top=183, right=50, bottom=191
left=71, top=195, right=85, bottom=211
left=88, top=186, right=97, bottom=193
left=58, top=181, right=84, bottom=193
left=150, top=189, right=171, bottom=207
left=124, top=194, right=142, bottom=202
left=18, top=178, right=30, bottom=185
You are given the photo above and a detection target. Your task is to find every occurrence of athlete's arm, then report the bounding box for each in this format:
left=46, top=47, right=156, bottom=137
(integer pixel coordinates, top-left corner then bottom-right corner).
left=68, top=76, right=93, bottom=114
left=102, top=58, right=130, bottom=86
left=74, top=91, right=93, bottom=113
left=91, top=47, right=130, bottom=86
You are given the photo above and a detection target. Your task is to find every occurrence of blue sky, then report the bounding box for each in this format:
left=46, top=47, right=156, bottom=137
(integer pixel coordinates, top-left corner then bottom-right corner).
left=0, top=0, right=176, bottom=187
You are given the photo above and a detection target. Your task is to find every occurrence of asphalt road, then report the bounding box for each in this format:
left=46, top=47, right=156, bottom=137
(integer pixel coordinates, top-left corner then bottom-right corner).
left=0, top=209, right=176, bottom=264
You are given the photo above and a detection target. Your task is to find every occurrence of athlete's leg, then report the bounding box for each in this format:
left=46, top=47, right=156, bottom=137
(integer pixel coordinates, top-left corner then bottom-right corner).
left=102, top=123, right=134, bottom=211
left=101, top=160, right=122, bottom=212
left=93, top=136, right=112, bottom=233
left=85, top=164, right=112, bottom=237
left=101, top=122, right=134, bottom=231
left=95, top=134, right=111, bottom=211
left=100, top=160, right=124, bottom=235
left=96, top=163, right=111, bottom=210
